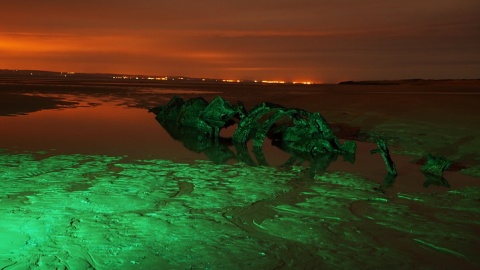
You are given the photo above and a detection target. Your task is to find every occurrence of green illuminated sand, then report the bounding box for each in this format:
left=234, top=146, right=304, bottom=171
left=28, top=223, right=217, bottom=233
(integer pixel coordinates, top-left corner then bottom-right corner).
left=1, top=152, right=479, bottom=269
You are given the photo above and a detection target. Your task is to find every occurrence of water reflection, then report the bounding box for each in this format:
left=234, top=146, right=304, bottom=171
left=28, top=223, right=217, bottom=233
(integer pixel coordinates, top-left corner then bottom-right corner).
left=422, top=173, right=451, bottom=188
left=155, top=117, right=348, bottom=176
left=0, top=88, right=475, bottom=193
left=154, top=113, right=462, bottom=192
left=0, top=95, right=208, bottom=161
left=159, top=119, right=236, bottom=164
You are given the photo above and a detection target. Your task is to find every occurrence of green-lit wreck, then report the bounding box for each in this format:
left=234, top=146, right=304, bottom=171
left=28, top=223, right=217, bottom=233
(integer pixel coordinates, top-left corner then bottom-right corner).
left=149, top=96, right=451, bottom=183
left=149, top=96, right=355, bottom=165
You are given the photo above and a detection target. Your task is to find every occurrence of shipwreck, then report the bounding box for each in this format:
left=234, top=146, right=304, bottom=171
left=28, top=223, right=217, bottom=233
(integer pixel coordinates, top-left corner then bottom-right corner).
left=149, top=96, right=452, bottom=187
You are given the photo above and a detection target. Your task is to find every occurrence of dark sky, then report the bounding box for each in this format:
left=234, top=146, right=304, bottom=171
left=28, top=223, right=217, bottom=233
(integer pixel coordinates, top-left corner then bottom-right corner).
left=1, top=0, right=479, bottom=82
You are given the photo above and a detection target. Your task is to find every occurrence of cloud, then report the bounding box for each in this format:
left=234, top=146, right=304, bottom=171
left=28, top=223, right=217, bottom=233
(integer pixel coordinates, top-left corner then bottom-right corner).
left=1, top=0, right=479, bottom=82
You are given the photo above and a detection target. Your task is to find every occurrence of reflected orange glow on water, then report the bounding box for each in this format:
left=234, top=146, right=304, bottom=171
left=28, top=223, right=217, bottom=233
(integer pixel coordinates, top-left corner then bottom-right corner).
left=0, top=102, right=204, bottom=161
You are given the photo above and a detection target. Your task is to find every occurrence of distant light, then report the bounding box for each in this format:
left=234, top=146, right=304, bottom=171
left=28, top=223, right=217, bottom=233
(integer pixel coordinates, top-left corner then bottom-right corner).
left=261, top=80, right=284, bottom=84
left=222, top=79, right=241, bottom=83
left=293, top=81, right=313, bottom=85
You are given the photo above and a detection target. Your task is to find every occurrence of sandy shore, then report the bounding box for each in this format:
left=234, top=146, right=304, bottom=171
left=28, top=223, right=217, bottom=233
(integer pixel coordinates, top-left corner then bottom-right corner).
left=1, top=77, right=479, bottom=269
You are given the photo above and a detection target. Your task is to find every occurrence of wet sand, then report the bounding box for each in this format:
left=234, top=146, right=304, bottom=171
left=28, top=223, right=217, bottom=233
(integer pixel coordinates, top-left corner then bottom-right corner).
left=1, top=77, right=479, bottom=269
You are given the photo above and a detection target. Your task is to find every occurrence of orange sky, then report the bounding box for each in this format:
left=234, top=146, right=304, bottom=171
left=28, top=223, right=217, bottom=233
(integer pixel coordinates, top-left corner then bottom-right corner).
left=1, top=1, right=479, bottom=83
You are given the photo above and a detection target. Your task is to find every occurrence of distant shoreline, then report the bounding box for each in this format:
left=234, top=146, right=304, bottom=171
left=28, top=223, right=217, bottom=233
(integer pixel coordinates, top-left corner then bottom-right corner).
left=338, top=78, right=480, bottom=85
left=1, top=68, right=479, bottom=85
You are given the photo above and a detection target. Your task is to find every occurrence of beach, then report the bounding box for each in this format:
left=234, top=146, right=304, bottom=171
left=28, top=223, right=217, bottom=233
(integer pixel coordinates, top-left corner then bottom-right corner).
left=1, top=77, right=479, bottom=269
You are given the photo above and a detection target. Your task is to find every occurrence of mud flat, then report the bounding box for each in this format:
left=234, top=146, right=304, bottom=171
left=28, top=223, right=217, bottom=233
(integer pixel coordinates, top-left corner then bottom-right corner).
left=0, top=77, right=479, bottom=269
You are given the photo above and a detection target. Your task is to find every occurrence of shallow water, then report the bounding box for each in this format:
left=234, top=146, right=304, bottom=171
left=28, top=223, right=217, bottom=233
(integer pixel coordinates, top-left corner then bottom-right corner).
left=1, top=80, right=479, bottom=269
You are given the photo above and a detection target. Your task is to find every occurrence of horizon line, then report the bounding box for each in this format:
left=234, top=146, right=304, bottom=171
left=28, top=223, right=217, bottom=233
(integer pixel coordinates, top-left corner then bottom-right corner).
left=1, top=68, right=479, bottom=85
